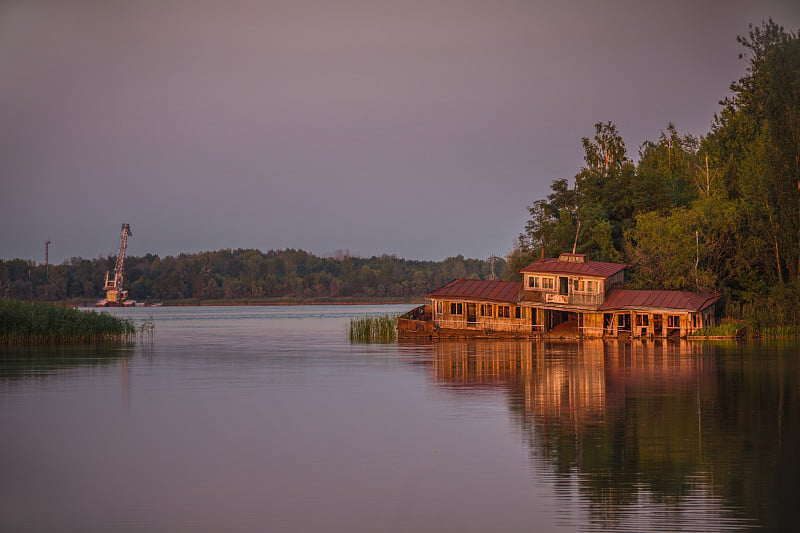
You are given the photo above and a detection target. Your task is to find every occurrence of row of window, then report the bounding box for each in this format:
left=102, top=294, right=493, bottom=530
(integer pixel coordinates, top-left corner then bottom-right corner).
left=480, top=304, right=516, bottom=317
left=527, top=276, right=598, bottom=293
left=634, top=314, right=681, bottom=328
left=527, top=276, right=554, bottom=290
left=437, top=301, right=522, bottom=319
left=447, top=302, right=462, bottom=315
left=437, top=301, right=694, bottom=328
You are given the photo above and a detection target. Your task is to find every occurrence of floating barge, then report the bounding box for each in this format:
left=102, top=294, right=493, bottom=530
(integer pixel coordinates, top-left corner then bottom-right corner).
left=399, top=253, right=720, bottom=340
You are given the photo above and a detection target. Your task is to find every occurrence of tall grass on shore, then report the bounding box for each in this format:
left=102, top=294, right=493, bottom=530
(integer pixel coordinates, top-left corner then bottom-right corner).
left=348, top=315, right=397, bottom=343
left=757, top=325, right=800, bottom=339
left=690, top=321, right=800, bottom=339
left=689, top=321, right=743, bottom=338
left=0, top=299, right=136, bottom=345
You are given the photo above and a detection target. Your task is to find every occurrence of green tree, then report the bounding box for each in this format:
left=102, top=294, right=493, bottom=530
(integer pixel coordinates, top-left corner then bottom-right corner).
left=711, top=19, right=800, bottom=282
left=521, top=122, right=633, bottom=260
left=635, top=124, right=700, bottom=213
left=503, top=238, right=536, bottom=281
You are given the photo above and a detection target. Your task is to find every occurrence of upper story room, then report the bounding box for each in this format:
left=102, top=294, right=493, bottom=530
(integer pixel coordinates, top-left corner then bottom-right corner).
left=520, top=253, right=628, bottom=309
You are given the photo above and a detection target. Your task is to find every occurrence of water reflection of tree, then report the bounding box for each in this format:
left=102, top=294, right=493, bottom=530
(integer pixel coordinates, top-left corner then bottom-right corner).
left=706, top=345, right=800, bottom=532
left=425, top=339, right=799, bottom=530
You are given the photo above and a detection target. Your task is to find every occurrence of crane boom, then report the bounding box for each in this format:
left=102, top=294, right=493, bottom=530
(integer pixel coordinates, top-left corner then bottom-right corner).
left=103, top=223, right=132, bottom=304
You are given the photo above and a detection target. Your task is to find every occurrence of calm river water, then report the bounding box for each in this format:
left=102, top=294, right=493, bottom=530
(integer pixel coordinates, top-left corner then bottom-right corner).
left=1, top=305, right=798, bottom=532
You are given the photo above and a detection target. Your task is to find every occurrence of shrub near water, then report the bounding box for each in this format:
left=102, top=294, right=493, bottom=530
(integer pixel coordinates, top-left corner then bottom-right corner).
left=0, top=299, right=136, bottom=344
left=348, top=315, right=397, bottom=343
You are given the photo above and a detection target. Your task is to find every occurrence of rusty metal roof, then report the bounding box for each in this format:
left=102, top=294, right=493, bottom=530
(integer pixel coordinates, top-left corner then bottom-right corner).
left=426, top=279, right=523, bottom=304
left=520, top=257, right=628, bottom=278
left=599, top=290, right=720, bottom=312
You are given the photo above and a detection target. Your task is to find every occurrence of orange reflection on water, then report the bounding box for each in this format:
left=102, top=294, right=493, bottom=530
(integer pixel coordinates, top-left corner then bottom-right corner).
left=426, top=339, right=713, bottom=426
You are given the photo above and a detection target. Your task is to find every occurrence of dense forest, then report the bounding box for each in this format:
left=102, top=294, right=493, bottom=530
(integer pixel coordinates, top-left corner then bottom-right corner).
left=2, top=21, right=798, bottom=324
left=506, top=20, right=800, bottom=327
left=0, top=249, right=503, bottom=304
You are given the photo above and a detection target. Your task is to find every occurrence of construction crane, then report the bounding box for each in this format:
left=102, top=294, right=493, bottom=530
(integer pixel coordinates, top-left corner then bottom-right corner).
left=100, top=223, right=133, bottom=306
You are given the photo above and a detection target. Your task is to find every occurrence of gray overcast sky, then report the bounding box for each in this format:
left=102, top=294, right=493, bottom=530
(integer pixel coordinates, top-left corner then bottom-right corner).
left=2, top=1, right=799, bottom=264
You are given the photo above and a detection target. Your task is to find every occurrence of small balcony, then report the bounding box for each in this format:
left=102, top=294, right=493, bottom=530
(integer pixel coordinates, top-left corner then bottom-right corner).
left=523, top=290, right=602, bottom=309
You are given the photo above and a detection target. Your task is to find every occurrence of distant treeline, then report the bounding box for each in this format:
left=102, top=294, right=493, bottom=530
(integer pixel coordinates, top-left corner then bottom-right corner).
left=506, top=20, right=800, bottom=327
left=0, top=249, right=505, bottom=303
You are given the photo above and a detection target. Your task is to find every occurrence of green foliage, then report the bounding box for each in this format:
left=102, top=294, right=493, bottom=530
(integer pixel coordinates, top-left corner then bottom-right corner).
left=348, top=315, right=397, bottom=343
left=503, top=238, right=536, bottom=281
left=737, top=282, right=800, bottom=329
left=688, top=321, right=742, bottom=337
left=576, top=121, right=637, bottom=226
left=712, top=19, right=800, bottom=282
left=0, top=299, right=136, bottom=344
left=519, top=122, right=634, bottom=262
left=635, top=123, right=700, bottom=212
left=758, top=325, right=800, bottom=338
left=514, top=20, right=800, bottom=326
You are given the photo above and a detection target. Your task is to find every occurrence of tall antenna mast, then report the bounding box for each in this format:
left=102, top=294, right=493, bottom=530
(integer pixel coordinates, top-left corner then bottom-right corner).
left=44, top=240, right=51, bottom=300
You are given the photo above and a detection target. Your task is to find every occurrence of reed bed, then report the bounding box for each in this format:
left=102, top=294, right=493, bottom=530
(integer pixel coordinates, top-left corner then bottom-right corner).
left=689, top=321, right=743, bottom=338
left=0, top=299, right=136, bottom=345
left=756, top=325, right=800, bottom=339
left=690, top=320, right=800, bottom=339
left=348, top=315, right=397, bottom=343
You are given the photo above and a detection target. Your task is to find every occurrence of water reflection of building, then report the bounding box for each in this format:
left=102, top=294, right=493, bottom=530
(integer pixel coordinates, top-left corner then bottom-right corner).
left=427, top=340, right=709, bottom=412
left=430, top=340, right=534, bottom=388
left=419, top=338, right=796, bottom=530
left=430, top=339, right=709, bottom=422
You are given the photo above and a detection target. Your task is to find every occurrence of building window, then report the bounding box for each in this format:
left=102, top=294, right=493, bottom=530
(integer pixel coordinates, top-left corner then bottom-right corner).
left=636, top=314, right=649, bottom=326
left=573, top=279, right=585, bottom=292
left=528, top=276, right=539, bottom=288
left=480, top=304, right=493, bottom=317
left=542, top=277, right=554, bottom=290
left=587, top=280, right=594, bottom=293
left=450, top=302, right=463, bottom=315
left=436, top=301, right=442, bottom=314
left=515, top=307, right=521, bottom=319
left=498, top=306, right=510, bottom=318
left=667, top=315, right=680, bottom=328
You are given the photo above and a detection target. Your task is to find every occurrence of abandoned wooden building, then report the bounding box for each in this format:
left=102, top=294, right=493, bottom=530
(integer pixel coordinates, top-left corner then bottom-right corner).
left=398, top=253, right=719, bottom=339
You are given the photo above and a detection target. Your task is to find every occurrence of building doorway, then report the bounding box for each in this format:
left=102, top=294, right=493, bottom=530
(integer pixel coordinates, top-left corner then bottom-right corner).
left=466, top=303, right=477, bottom=326
left=617, top=313, right=631, bottom=333
left=653, top=314, right=663, bottom=336
left=559, top=277, right=569, bottom=295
